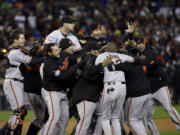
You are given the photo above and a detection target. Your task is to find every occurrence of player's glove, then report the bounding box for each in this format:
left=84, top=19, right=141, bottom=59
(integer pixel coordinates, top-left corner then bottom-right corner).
left=29, top=41, right=42, bottom=56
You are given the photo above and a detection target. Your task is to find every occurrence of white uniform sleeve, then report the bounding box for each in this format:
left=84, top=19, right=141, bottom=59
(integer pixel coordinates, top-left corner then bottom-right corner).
left=44, top=32, right=57, bottom=44
left=120, top=54, right=134, bottom=63
left=95, top=54, right=104, bottom=65
left=67, top=35, right=82, bottom=51
left=10, top=50, right=32, bottom=64
left=95, top=56, right=100, bottom=65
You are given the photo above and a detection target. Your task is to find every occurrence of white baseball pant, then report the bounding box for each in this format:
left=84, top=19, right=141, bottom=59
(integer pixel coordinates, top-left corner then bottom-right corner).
left=101, top=82, right=126, bottom=135
left=125, top=94, right=150, bottom=135
left=145, top=86, right=180, bottom=133
left=40, top=88, right=69, bottom=135
left=75, top=100, right=96, bottom=135
left=3, top=79, right=24, bottom=110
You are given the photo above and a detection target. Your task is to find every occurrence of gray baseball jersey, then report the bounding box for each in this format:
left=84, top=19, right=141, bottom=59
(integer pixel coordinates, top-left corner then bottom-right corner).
left=5, top=49, right=32, bottom=80
left=44, top=29, right=82, bottom=51
left=95, top=52, right=133, bottom=83
left=4, top=48, right=32, bottom=110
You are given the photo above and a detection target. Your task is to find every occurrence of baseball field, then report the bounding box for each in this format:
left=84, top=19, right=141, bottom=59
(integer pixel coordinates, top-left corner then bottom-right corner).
left=0, top=105, right=180, bottom=135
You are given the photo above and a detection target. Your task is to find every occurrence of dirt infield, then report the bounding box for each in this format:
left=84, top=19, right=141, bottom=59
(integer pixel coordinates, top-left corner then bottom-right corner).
left=0, top=119, right=176, bottom=133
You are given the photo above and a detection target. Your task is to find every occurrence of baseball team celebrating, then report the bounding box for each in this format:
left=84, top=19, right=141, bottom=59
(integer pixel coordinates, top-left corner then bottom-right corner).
left=0, top=16, right=180, bottom=135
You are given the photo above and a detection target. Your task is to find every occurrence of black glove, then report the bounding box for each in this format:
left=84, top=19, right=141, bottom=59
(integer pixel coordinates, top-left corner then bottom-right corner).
left=29, top=42, right=41, bottom=56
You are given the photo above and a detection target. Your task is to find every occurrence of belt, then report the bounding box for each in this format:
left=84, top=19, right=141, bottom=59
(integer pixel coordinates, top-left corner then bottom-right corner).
left=6, top=78, right=24, bottom=83
left=106, top=81, right=126, bottom=85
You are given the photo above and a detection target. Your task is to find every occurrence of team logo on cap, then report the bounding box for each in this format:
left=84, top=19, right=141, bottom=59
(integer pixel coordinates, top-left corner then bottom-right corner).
left=69, top=40, right=72, bottom=45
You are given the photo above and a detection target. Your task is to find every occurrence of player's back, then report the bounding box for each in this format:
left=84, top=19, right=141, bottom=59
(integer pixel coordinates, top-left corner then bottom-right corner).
left=96, top=52, right=129, bottom=83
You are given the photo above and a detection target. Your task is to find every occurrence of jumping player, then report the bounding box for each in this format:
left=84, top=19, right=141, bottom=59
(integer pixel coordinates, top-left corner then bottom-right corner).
left=44, top=16, right=82, bottom=52
left=40, top=43, right=85, bottom=135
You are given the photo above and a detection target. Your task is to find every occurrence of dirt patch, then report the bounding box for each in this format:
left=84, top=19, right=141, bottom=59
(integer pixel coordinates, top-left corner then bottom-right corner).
left=154, top=119, right=176, bottom=131
left=0, top=118, right=176, bottom=133
left=0, top=120, right=77, bottom=133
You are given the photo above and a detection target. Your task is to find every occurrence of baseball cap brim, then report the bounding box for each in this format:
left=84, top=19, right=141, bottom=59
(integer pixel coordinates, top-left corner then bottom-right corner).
left=61, top=16, right=77, bottom=24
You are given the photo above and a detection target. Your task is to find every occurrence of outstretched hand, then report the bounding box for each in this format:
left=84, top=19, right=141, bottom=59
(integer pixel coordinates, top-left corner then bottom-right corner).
left=125, top=22, right=137, bottom=33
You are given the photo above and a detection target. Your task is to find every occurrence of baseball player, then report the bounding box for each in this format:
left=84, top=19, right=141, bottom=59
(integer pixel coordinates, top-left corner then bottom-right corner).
left=40, top=43, right=85, bottom=135
left=91, top=20, right=137, bottom=135
left=112, top=37, right=156, bottom=135
left=44, top=16, right=82, bottom=52
left=39, top=38, right=78, bottom=135
left=95, top=42, right=134, bottom=135
left=58, top=38, right=81, bottom=135
left=136, top=38, right=180, bottom=134
left=71, top=43, right=112, bottom=135
left=18, top=39, right=48, bottom=135
left=107, top=61, right=151, bottom=135
left=87, top=23, right=107, bottom=48
left=3, top=29, right=43, bottom=135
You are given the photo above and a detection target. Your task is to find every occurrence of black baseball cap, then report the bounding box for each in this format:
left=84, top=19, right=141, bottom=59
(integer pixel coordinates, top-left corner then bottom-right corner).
left=89, top=23, right=101, bottom=34
left=59, top=38, right=73, bottom=50
left=135, top=37, right=146, bottom=44
left=60, top=16, right=76, bottom=25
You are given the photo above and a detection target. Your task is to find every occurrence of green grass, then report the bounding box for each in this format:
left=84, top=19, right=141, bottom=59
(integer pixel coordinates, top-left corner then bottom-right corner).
left=0, top=110, right=35, bottom=122
left=1, top=105, right=180, bottom=121
left=153, top=105, right=180, bottom=119
left=1, top=105, right=180, bottom=135
left=157, top=131, right=180, bottom=135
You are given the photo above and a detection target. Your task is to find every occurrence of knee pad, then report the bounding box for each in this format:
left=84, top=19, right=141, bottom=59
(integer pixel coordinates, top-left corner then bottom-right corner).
left=14, top=106, right=27, bottom=121
left=14, top=106, right=27, bottom=114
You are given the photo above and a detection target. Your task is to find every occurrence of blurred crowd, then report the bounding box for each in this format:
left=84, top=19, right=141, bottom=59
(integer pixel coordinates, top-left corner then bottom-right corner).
left=0, top=0, right=180, bottom=103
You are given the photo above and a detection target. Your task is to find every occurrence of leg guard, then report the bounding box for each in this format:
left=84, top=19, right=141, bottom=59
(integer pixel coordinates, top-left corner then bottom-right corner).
left=12, top=106, right=27, bottom=135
